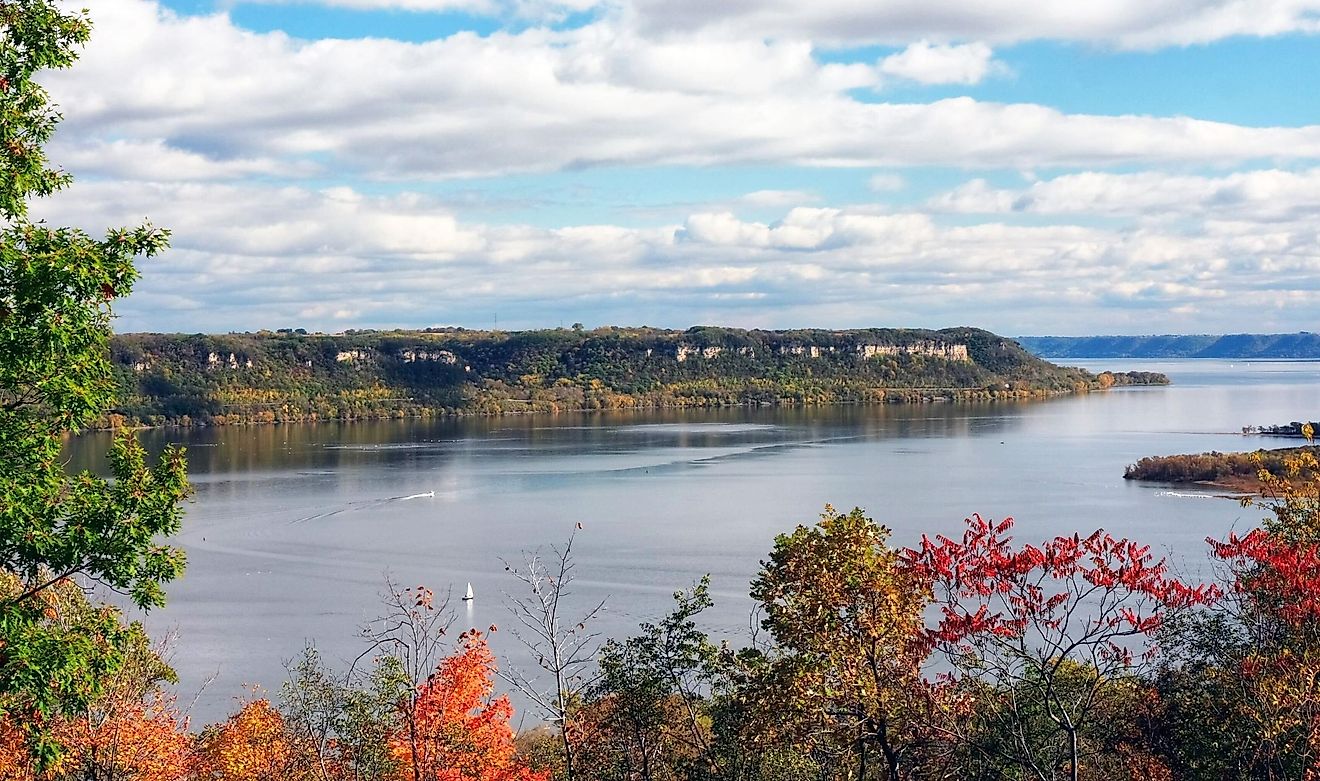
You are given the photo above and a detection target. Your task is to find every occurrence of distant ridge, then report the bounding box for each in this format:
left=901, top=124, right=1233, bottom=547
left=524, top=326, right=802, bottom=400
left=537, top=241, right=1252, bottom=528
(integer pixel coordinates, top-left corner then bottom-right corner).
left=1017, top=333, right=1320, bottom=360
left=104, top=326, right=1164, bottom=426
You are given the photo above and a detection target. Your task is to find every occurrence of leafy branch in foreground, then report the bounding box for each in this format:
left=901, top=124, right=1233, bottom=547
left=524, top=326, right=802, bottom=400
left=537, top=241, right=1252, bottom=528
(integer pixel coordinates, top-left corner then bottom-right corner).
left=0, top=0, right=186, bottom=766
left=907, top=515, right=1218, bottom=781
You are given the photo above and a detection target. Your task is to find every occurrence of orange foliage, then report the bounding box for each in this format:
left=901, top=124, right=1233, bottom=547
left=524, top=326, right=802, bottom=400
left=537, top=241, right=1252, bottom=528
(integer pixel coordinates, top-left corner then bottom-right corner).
left=0, top=692, right=191, bottom=781
left=0, top=719, right=35, bottom=781
left=391, top=630, right=545, bottom=781
left=196, top=698, right=305, bottom=781
left=55, top=691, right=192, bottom=781
left=1112, top=745, right=1173, bottom=781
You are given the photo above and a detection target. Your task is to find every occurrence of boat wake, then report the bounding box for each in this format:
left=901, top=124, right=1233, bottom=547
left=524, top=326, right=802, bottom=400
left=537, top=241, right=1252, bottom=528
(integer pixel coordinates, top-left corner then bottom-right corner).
left=1157, top=490, right=1250, bottom=500
left=398, top=491, right=435, bottom=500
left=289, top=490, right=432, bottom=524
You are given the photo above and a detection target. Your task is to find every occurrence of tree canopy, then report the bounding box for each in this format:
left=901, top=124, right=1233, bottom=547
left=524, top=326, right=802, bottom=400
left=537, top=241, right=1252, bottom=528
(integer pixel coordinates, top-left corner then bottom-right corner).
left=0, top=0, right=187, bottom=766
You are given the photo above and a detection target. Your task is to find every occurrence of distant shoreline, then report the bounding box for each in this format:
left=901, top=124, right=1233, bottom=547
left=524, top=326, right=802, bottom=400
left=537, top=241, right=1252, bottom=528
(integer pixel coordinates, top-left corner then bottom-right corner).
left=1019, top=332, right=1320, bottom=360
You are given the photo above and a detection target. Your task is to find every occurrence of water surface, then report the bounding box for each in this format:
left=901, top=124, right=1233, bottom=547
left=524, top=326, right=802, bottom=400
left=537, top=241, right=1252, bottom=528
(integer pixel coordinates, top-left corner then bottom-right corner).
left=68, top=359, right=1319, bottom=723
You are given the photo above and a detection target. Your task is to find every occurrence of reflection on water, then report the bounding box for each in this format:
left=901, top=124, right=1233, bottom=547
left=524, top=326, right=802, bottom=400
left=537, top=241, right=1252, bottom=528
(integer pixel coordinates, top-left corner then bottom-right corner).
left=62, top=359, right=1319, bottom=723
left=70, top=404, right=1020, bottom=476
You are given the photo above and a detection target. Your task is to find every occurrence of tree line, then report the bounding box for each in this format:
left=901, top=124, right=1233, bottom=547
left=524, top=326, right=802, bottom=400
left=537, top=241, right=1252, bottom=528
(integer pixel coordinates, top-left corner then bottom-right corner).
left=5, top=471, right=1320, bottom=780
left=104, top=329, right=1170, bottom=428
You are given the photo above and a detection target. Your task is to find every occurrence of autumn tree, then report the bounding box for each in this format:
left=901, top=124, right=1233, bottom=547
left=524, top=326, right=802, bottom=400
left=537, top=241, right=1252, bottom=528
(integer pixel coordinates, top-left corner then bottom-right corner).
left=48, top=689, right=192, bottom=781
left=0, top=579, right=193, bottom=780
left=0, top=0, right=186, bottom=765
left=1157, top=446, right=1320, bottom=778
left=47, top=616, right=191, bottom=781
left=276, top=580, right=523, bottom=781
left=358, top=580, right=455, bottom=781
left=390, top=629, right=545, bottom=781
left=906, top=514, right=1216, bottom=781
left=0, top=595, right=191, bottom=781
left=748, top=506, right=937, bottom=781
left=195, top=698, right=307, bottom=781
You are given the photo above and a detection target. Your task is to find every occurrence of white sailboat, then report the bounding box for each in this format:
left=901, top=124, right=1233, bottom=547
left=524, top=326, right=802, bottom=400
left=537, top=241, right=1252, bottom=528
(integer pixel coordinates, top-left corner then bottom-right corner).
left=462, top=582, right=474, bottom=601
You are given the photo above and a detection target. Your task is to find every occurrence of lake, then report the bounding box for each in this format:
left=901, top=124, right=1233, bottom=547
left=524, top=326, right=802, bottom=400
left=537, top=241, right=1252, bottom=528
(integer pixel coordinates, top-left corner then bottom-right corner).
left=68, top=359, right=1320, bottom=724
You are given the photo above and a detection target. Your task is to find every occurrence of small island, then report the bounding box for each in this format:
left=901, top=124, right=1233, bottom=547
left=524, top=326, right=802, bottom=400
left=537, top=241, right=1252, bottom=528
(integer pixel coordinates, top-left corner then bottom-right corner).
left=1124, top=445, right=1320, bottom=492
left=1241, top=421, right=1319, bottom=438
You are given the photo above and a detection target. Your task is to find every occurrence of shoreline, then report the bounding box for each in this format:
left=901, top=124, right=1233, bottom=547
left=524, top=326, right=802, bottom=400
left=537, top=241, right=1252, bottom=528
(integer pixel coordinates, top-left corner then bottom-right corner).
left=92, top=383, right=1144, bottom=432
left=1189, top=476, right=1262, bottom=496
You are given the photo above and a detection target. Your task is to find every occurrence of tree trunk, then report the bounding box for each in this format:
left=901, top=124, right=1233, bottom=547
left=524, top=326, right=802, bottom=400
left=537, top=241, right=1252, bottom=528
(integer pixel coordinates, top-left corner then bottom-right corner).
left=1068, top=727, right=1079, bottom=781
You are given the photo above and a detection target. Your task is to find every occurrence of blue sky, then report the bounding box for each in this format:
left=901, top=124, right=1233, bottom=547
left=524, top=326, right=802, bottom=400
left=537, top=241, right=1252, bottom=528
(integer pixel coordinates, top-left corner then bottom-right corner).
left=33, top=0, right=1320, bottom=334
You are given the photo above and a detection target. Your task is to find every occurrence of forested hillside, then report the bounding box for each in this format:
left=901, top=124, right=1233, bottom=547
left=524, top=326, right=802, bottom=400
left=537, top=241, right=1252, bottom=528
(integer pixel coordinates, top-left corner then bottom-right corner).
left=107, top=326, right=1164, bottom=425
left=1018, top=332, right=1320, bottom=359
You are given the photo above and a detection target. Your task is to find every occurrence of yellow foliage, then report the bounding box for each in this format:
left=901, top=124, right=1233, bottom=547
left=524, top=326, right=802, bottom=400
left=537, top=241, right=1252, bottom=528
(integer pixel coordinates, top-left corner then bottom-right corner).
left=195, top=699, right=305, bottom=781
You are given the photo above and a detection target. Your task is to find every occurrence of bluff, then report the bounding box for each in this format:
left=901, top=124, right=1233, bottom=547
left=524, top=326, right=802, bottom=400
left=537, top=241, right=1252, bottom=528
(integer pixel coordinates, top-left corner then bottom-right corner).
left=1017, top=332, right=1320, bottom=359
left=107, top=326, right=1165, bottom=426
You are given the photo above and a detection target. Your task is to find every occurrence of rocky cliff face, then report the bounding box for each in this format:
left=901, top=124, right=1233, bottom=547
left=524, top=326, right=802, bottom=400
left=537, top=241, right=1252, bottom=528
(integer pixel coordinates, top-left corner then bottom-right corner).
left=856, top=342, right=969, bottom=361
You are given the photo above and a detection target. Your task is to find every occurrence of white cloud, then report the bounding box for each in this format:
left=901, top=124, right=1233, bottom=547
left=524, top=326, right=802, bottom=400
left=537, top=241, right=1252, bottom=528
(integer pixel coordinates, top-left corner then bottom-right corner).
left=733, top=189, right=821, bottom=208
left=25, top=0, right=1320, bottom=336
left=679, top=212, right=771, bottom=247
left=879, top=41, right=1003, bottom=86
left=36, top=181, right=488, bottom=260
left=254, top=0, right=493, bottom=10
left=28, top=175, right=1320, bottom=335
left=624, top=0, right=1320, bottom=49
left=867, top=173, right=907, bottom=192
left=48, top=138, right=320, bottom=181
left=678, top=208, right=936, bottom=251
left=236, top=0, right=1320, bottom=49
left=929, top=168, right=1320, bottom=222
left=241, top=0, right=599, bottom=20
left=40, top=1, right=1320, bottom=187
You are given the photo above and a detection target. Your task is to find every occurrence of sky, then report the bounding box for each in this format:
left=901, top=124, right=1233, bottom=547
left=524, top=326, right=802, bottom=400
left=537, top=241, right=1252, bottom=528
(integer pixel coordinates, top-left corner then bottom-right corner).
left=32, top=0, right=1320, bottom=335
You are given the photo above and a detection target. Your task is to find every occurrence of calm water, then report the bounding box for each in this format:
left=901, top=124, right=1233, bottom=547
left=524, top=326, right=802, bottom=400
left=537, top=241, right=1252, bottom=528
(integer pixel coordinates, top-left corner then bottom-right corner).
left=68, top=359, right=1320, bottom=723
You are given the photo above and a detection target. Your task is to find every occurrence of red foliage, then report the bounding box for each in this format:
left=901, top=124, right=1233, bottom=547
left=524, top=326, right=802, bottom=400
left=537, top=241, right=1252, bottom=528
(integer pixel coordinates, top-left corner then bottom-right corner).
left=0, top=719, right=36, bottom=781
left=1209, top=528, right=1320, bottom=626
left=391, top=630, right=545, bottom=781
left=905, top=514, right=1218, bottom=663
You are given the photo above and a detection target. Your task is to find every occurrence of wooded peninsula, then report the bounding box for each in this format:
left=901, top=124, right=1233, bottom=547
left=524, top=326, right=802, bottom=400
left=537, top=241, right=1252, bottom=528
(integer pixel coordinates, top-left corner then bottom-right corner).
left=107, top=326, right=1167, bottom=426
left=1125, top=445, right=1320, bottom=491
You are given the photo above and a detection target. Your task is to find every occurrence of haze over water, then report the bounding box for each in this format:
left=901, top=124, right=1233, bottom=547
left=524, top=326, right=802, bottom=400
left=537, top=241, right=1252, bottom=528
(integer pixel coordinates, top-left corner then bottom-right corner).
left=69, top=359, right=1319, bottom=723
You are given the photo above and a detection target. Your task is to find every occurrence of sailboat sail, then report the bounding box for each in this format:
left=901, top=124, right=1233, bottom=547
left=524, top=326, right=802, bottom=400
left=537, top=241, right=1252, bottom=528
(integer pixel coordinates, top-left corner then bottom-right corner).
left=463, top=582, right=474, bottom=601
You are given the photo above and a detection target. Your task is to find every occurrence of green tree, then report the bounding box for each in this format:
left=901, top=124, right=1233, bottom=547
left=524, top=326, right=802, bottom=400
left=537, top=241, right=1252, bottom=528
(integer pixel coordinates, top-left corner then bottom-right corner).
left=0, top=0, right=187, bottom=766
left=582, top=578, right=723, bottom=781
left=749, top=506, right=937, bottom=781
left=281, top=644, right=402, bottom=781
